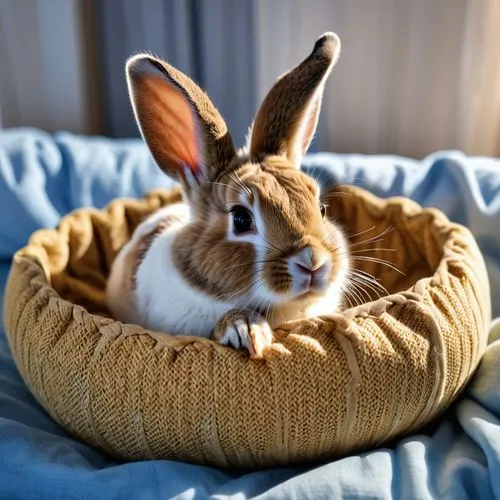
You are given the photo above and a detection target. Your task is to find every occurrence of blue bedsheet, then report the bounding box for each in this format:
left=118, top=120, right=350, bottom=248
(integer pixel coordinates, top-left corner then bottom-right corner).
left=1, top=128, right=499, bottom=499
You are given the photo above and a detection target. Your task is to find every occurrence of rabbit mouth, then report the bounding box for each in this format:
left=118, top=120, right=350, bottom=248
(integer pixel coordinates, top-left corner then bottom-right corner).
left=287, top=250, right=332, bottom=298
left=294, top=280, right=330, bottom=301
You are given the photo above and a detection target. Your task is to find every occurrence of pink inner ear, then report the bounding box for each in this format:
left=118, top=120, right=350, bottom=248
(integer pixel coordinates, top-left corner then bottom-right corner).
left=134, top=75, right=202, bottom=177
left=300, top=96, right=321, bottom=154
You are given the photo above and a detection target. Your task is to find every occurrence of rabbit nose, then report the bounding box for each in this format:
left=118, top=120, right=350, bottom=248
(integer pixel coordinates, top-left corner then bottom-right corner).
left=291, top=248, right=329, bottom=280
left=293, top=260, right=328, bottom=279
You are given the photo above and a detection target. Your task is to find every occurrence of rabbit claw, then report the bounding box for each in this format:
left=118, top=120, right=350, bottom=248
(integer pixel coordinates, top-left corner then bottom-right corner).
left=213, top=309, right=273, bottom=359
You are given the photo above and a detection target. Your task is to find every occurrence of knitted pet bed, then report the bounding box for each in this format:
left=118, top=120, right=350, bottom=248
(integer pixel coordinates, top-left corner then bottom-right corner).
left=3, top=184, right=491, bottom=469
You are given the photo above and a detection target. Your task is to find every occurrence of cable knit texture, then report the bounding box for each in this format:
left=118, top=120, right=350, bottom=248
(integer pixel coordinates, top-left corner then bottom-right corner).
left=2, top=185, right=491, bottom=469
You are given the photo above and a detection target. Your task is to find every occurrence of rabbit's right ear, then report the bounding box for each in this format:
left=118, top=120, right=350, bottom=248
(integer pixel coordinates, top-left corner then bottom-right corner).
left=126, top=55, right=236, bottom=192
left=248, top=32, right=340, bottom=167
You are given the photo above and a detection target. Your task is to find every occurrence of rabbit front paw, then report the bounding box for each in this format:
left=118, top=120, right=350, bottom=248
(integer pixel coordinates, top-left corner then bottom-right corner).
left=212, top=309, right=273, bottom=359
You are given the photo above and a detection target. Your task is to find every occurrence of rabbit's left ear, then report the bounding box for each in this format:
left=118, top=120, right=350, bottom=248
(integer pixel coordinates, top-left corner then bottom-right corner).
left=248, top=32, right=340, bottom=167
left=126, top=54, right=236, bottom=191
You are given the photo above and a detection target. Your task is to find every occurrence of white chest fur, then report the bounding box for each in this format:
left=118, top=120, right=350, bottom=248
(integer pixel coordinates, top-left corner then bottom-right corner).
left=134, top=211, right=234, bottom=338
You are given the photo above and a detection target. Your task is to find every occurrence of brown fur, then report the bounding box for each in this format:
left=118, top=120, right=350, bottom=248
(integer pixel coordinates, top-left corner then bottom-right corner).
left=126, top=32, right=345, bottom=308
left=249, top=33, right=339, bottom=163
left=172, top=223, right=256, bottom=300
left=132, top=212, right=185, bottom=283
left=168, top=155, right=345, bottom=302
left=114, top=211, right=188, bottom=297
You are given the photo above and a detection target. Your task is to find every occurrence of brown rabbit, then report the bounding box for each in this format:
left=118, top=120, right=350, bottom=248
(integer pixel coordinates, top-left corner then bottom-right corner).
left=106, top=32, right=349, bottom=359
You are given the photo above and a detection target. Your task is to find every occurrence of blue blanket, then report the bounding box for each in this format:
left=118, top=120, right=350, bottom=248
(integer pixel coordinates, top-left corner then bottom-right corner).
left=1, top=128, right=499, bottom=499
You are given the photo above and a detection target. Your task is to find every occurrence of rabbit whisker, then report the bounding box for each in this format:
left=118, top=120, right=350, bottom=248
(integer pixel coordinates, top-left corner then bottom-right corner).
left=347, top=274, right=384, bottom=300
left=347, top=227, right=395, bottom=247
left=345, top=277, right=373, bottom=301
left=349, top=248, right=397, bottom=254
left=223, top=258, right=278, bottom=271
left=227, top=171, right=252, bottom=198
left=349, top=269, right=388, bottom=295
left=351, top=256, right=405, bottom=275
left=258, top=236, right=284, bottom=255
left=208, top=181, right=247, bottom=199
left=341, top=283, right=364, bottom=306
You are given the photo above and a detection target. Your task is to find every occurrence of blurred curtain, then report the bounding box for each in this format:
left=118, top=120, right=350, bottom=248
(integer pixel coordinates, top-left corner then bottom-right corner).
left=0, top=0, right=100, bottom=134
left=95, top=0, right=256, bottom=146
left=252, top=0, right=500, bottom=157
left=0, top=0, right=499, bottom=158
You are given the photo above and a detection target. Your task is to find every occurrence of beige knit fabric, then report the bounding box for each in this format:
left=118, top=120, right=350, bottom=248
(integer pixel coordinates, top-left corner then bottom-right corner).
left=2, top=185, right=491, bottom=469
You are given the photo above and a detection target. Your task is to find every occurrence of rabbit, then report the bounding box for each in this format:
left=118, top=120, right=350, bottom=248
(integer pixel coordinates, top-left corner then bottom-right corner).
left=106, top=32, right=350, bottom=359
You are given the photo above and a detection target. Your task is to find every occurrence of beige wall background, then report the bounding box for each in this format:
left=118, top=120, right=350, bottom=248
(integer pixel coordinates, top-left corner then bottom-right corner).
left=0, top=0, right=499, bottom=158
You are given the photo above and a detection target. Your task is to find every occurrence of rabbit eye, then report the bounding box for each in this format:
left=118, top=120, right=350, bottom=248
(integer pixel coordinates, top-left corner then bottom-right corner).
left=231, top=205, right=254, bottom=234
left=320, top=202, right=327, bottom=218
